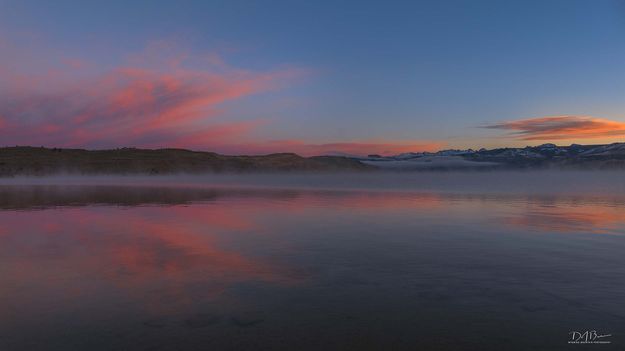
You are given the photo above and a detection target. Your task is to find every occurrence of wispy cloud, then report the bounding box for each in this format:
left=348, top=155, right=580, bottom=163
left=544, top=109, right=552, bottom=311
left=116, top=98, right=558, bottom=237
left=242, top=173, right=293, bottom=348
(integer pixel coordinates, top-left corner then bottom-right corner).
left=483, top=115, right=625, bottom=141
left=0, top=40, right=302, bottom=149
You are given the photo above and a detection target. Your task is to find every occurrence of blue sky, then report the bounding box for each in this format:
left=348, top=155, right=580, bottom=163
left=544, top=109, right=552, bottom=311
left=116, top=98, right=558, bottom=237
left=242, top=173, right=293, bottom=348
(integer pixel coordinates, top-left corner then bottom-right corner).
left=1, top=0, right=625, bottom=154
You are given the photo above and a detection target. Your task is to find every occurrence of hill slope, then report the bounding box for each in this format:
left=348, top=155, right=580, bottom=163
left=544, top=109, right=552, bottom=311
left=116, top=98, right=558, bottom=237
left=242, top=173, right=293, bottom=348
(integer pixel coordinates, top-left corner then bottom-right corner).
left=0, top=147, right=371, bottom=176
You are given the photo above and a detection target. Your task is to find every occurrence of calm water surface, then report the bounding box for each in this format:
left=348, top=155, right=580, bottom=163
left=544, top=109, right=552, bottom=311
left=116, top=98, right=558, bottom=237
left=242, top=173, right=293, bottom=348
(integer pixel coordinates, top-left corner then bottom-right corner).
left=0, top=181, right=624, bottom=350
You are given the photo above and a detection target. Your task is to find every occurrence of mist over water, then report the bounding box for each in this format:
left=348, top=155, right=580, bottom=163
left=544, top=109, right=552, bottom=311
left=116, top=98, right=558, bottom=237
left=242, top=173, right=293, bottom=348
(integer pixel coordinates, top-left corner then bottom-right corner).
left=0, top=171, right=624, bottom=350
left=1, top=170, right=625, bottom=195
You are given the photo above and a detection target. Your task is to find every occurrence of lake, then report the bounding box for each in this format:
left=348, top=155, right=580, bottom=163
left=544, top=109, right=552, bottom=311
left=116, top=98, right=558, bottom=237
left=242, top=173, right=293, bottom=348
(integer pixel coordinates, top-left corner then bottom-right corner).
left=0, top=174, right=624, bottom=350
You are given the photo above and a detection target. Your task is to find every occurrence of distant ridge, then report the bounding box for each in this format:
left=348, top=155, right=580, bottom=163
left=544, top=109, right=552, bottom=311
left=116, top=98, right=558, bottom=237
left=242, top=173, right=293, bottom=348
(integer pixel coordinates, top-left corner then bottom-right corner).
left=356, top=142, right=625, bottom=170
left=2, top=143, right=625, bottom=176
left=0, top=147, right=371, bottom=176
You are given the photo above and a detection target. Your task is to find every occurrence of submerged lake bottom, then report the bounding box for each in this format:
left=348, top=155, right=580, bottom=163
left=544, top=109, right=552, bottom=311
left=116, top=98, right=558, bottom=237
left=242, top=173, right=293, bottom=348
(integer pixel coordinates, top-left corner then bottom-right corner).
left=0, top=175, right=624, bottom=350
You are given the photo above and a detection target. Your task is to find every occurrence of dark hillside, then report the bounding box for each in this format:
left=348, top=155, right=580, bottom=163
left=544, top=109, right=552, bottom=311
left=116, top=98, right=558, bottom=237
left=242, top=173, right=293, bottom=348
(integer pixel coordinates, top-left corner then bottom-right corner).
left=0, top=147, right=372, bottom=176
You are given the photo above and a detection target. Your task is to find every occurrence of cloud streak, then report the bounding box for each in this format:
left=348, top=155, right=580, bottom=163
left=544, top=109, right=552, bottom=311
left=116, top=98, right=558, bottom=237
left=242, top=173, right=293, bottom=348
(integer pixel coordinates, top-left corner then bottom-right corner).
left=484, top=115, right=625, bottom=141
left=0, top=57, right=299, bottom=149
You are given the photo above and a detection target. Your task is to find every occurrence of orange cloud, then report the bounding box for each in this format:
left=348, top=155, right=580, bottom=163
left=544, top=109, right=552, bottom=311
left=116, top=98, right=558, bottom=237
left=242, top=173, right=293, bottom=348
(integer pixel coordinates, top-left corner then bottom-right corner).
left=484, top=115, right=625, bottom=141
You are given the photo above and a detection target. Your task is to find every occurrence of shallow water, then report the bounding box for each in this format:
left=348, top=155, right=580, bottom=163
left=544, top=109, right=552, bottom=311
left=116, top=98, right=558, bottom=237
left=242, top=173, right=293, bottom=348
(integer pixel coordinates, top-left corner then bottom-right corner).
left=0, top=180, right=624, bottom=350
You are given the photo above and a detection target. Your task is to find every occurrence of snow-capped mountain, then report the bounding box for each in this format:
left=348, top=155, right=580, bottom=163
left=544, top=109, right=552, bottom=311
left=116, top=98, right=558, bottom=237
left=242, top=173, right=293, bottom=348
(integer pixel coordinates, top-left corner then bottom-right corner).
left=354, top=142, right=625, bottom=170
left=580, top=143, right=625, bottom=157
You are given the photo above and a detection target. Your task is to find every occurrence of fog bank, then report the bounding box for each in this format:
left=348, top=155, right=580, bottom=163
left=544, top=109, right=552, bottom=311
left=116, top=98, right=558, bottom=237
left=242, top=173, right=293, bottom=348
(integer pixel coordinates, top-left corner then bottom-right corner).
left=0, top=170, right=624, bottom=196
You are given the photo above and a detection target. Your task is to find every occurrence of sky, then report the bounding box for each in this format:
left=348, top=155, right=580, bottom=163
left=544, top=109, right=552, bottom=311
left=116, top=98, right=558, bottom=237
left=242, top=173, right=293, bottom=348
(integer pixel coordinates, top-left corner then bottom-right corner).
left=1, top=0, right=625, bottom=156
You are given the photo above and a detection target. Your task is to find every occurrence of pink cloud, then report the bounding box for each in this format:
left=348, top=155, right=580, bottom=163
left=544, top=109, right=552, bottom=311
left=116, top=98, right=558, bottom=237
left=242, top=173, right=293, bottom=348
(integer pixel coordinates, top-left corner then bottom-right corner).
left=0, top=43, right=302, bottom=149
left=61, top=58, right=88, bottom=70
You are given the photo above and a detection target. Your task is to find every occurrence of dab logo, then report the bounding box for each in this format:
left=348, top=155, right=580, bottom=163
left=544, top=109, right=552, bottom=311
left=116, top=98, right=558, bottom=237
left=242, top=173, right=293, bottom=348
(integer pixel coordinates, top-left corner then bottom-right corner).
left=568, top=330, right=611, bottom=344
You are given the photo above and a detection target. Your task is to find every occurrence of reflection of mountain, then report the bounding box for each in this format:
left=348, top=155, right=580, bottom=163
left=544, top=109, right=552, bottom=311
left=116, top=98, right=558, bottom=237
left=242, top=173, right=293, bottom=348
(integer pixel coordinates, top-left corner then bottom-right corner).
left=0, top=185, right=293, bottom=209
left=2, top=185, right=625, bottom=234
left=0, top=184, right=443, bottom=210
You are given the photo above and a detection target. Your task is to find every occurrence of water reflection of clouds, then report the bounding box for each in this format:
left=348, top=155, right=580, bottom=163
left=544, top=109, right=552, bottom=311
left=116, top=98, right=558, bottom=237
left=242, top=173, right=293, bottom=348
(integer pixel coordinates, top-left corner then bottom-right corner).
left=423, top=193, right=625, bottom=234
left=0, top=186, right=449, bottom=318
left=0, top=204, right=297, bottom=316
left=502, top=199, right=625, bottom=234
left=1, top=184, right=624, bottom=351
left=1, top=186, right=625, bottom=320
left=2, top=185, right=624, bottom=235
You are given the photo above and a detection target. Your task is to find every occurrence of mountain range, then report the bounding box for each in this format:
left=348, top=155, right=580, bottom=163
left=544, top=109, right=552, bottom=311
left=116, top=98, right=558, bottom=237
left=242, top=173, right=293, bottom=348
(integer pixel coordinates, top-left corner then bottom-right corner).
left=1, top=142, right=625, bottom=176
left=357, top=142, right=625, bottom=170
